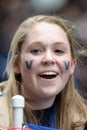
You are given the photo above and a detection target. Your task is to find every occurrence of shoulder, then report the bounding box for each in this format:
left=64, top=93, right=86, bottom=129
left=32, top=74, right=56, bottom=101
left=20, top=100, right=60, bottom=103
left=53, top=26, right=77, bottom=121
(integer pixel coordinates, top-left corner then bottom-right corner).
left=72, top=102, right=87, bottom=130
left=0, top=81, right=11, bottom=94
left=0, top=81, right=12, bottom=126
left=0, top=98, right=11, bottom=126
left=74, top=123, right=87, bottom=130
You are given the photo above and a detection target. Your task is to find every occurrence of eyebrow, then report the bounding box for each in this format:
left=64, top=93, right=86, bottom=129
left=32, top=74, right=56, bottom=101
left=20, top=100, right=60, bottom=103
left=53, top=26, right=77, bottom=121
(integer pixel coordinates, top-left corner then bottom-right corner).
left=29, top=41, right=44, bottom=46
left=29, top=41, right=67, bottom=46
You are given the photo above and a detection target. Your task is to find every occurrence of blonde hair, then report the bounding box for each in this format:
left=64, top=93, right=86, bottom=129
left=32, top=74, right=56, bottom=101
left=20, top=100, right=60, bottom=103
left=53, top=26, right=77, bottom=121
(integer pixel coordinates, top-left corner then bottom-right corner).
left=3, top=15, right=87, bottom=129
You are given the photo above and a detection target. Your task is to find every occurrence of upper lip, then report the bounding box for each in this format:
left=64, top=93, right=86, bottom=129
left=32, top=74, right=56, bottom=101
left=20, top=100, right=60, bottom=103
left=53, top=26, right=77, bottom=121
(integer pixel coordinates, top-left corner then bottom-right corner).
left=39, top=70, right=58, bottom=76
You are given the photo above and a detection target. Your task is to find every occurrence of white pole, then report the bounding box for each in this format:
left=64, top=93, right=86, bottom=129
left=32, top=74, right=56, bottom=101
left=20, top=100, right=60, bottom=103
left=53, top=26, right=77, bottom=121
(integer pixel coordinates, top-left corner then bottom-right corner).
left=12, top=95, right=25, bottom=128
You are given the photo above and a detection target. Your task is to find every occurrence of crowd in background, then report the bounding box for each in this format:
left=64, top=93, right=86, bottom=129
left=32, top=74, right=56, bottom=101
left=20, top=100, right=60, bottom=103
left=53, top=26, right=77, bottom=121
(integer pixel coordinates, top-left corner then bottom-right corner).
left=0, top=0, right=87, bottom=99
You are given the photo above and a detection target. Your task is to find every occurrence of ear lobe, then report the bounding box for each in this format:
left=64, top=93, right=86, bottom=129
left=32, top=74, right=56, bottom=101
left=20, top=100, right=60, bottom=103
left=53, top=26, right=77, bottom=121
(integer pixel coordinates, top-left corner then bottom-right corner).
left=70, top=58, right=77, bottom=75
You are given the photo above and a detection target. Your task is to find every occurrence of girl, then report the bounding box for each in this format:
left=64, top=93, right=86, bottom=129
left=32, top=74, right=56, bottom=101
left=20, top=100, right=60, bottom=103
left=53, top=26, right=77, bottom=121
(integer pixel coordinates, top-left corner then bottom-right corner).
left=0, top=15, right=87, bottom=130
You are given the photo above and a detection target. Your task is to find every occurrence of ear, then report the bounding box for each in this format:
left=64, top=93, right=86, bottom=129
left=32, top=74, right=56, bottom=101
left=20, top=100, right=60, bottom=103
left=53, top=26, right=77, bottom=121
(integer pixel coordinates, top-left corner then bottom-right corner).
left=13, top=59, right=21, bottom=74
left=70, top=58, right=77, bottom=75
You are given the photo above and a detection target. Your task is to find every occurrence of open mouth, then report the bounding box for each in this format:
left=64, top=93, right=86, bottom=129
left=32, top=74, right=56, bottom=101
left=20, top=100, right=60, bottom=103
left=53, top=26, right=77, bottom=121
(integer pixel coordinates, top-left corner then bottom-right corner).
left=39, top=71, right=58, bottom=79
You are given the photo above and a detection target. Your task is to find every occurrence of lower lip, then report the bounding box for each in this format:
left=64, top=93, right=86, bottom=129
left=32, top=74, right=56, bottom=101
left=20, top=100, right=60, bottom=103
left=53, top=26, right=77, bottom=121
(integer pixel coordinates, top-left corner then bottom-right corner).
left=38, top=75, right=58, bottom=81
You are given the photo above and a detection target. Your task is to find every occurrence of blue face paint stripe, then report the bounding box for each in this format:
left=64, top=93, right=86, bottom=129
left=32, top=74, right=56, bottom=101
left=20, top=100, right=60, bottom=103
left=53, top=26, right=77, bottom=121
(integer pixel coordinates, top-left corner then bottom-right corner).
left=63, top=61, right=70, bottom=70
left=25, top=60, right=33, bottom=69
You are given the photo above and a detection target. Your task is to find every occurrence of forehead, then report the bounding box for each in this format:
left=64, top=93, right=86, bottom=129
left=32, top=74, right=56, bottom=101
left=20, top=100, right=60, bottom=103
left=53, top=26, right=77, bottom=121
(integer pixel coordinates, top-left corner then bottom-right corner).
left=29, top=21, right=66, bottom=34
left=26, top=22, right=69, bottom=44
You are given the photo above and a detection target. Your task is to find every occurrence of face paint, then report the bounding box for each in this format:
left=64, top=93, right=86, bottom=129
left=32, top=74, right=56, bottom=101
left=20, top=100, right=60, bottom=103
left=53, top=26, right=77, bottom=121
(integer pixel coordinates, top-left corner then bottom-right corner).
left=25, top=60, right=33, bottom=69
left=63, top=61, right=70, bottom=70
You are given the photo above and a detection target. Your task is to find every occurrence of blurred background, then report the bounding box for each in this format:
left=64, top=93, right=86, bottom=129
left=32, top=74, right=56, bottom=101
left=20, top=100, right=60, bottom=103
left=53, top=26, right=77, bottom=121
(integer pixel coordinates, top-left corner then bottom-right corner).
left=0, top=0, right=87, bottom=99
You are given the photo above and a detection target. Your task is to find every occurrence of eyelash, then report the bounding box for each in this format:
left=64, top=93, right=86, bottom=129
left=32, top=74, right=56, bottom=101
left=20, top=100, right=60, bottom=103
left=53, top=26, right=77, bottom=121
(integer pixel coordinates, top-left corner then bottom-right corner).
left=30, top=49, right=42, bottom=54
left=54, top=49, right=64, bottom=54
left=30, top=49, right=65, bottom=55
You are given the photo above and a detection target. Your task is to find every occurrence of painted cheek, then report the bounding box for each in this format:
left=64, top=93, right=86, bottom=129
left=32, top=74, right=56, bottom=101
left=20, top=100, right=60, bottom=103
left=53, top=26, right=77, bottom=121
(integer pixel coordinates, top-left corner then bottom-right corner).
left=25, top=60, right=33, bottom=69
left=63, top=61, right=70, bottom=71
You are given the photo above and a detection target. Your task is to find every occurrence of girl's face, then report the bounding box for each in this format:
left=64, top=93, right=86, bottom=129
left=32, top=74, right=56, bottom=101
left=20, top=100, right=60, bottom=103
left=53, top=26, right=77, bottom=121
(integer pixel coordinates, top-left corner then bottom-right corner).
left=15, top=22, right=76, bottom=109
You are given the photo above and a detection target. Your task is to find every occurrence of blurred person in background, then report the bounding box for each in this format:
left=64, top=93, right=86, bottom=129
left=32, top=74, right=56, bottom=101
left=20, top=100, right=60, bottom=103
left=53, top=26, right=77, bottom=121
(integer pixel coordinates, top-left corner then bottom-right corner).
left=58, top=0, right=87, bottom=100
left=0, top=0, right=31, bottom=82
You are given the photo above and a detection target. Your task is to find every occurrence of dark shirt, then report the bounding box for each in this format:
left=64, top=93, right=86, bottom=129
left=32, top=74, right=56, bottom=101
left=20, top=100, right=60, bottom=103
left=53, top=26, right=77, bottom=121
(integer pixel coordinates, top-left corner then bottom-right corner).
left=25, top=103, right=56, bottom=128
left=84, top=124, right=87, bottom=130
left=36, top=103, right=56, bottom=128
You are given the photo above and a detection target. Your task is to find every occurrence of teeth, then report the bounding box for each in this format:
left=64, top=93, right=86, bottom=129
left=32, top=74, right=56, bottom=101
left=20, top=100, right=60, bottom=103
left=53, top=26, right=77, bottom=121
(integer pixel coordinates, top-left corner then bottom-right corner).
left=40, top=71, right=57, bottom=75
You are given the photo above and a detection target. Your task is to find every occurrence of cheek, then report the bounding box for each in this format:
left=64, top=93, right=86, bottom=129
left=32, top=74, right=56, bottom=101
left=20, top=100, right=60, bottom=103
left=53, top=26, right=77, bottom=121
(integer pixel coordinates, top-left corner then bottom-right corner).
left=19, top=59, right=34, bottom=75
left=63, top=61, right=70, bottom=71
left=25, top=60, right=33, bottom=69
left=57, top=59, right=71, bottom=73
left=20, top=60, right=34, bottom=79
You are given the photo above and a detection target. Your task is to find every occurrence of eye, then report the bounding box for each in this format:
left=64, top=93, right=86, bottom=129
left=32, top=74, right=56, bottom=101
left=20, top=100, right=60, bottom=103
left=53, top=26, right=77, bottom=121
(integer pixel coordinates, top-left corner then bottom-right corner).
left=54, top=49, right=64, bottom=54
left=30, top=48, right=42, bottom=55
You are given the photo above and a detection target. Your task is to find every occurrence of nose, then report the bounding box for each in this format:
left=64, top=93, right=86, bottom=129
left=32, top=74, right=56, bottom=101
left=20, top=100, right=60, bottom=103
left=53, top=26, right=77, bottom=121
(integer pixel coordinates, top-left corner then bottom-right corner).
left=41, top=50, right=56, bottom=65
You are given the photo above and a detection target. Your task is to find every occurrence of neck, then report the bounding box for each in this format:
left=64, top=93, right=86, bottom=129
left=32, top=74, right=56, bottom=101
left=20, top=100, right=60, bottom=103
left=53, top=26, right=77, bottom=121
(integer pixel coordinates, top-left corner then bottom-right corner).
left=25, top=96, right=56, bottom=110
